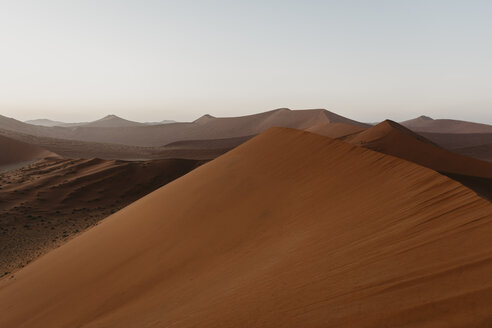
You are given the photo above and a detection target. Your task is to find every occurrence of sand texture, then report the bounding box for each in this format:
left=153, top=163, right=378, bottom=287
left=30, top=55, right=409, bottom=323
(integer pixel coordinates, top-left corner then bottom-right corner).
left=1, top=128, right=491, bottom=327
left=0, top=157, right=204, bottom=275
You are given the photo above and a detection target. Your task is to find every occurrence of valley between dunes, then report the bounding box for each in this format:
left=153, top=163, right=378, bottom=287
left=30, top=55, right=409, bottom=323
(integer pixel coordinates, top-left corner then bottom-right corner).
left=1, top=128, right=491, bottom=327
left=0, top=157, right=204, bottom=275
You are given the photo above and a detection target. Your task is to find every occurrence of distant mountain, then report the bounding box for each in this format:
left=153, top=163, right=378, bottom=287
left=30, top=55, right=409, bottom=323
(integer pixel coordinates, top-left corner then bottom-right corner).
left=401, top=115, right=492, bottom=133
left=193, top=114, right=216, bottom=124
left=26, top=116, right=175, bottom=128
left=25, top=119, right=72, bottom=127
left=0, top=108, right=369, bottom=147
left=144, top=120, right=176, bottom=125
left=81, top=115, right=145, bottom=128
left=0, top=114, right=37, bottom=132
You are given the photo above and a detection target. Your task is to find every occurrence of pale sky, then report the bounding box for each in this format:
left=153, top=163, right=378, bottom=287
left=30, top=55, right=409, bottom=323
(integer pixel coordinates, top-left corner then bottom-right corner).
left=1, top=0, right=491, bottom=123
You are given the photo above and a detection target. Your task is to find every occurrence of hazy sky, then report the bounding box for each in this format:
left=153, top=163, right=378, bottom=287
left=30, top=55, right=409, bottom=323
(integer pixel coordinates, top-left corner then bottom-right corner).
left=1, top=0, right=491, bottom=123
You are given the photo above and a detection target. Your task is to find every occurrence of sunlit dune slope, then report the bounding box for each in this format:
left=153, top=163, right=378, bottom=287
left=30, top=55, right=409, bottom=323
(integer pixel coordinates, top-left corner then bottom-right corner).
left=347, top=120, right=492, bottom=179
left=1, top=128, right=492, bottom=327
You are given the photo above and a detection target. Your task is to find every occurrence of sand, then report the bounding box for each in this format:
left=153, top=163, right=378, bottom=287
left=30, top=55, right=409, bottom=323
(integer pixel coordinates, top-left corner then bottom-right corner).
left=454, top=144, right=492, bottom=162
left=419, top=132, right=492, bottom=161
left=0, top=128, right=491, bottom=327
left=0, top=134, right=57, bottom=168
left=81, top=115, right=146, bottom=128
left=1, top=108, right=370, bottom=146
left=0, top=157, right=204, bottom=276
left=402, top=116, right=492, bottom=133
left=0, top=129, right=235, bottom=161
left=305, top=121, right=366, bottom=138
left=346, top=120, right=492, bottom=179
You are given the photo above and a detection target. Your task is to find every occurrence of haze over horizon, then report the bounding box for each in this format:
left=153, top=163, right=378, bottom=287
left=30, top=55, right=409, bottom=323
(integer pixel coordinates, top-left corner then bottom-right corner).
left=10, top=109, right=492, bottom=126
left=1, top=0, right=492, bottom=124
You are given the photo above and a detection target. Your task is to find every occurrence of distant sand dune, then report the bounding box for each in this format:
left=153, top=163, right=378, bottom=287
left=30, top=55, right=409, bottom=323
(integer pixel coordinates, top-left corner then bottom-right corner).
left=0, top=108, right=369, bottom=147
left=346, top=120, right=492, bottom=179
left=0, top=134, right=57, bottom=169
left=402, top=115, right=492, bottom=133
left=305, top=121, right=366, bottom=138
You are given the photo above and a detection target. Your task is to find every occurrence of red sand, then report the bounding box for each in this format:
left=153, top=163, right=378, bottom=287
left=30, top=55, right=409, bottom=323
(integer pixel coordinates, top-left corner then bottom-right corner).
left=0, top=128, right=491, bottom=327
left=347, top=120, right=492, bottom=178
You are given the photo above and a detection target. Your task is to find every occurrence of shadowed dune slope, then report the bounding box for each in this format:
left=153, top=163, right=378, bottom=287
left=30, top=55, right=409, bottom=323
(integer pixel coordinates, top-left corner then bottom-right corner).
left=1, top=128, right=492, bottom=327
left=0, top=157, right=205, bottom=275
left=0, top=134, right=57, bottom=167
left=347, top=120, right=492, bottom=179
left=455, top=144, right=492, bottom=163
left=420, top=132, right=492, bottom=158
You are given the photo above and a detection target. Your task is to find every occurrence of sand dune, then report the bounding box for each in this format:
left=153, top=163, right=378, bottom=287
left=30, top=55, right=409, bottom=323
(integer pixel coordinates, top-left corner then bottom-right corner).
left=0, top=157, right=204, bottom=275
left=27, top=117, right=176, bottom=127
left=0, top=128, right=234, bottom=160
left=162, top=135, right=253, bottom=150
left=25, top=119, right=70, bottom=127
left=1, top=128, right=491, bottom=327
left=81, top=114, right=146, bottom=128
left=0, top=128, right=153, bottom=160
left=0, top=134, right=57, bottom=169
left=454, top=144, right=492, bottom=162
left=305, top=122, right=366, bottom=138
left=346, top=120, right=492, bottom=179
left=402, top=115, right=492, bottom=133
left=421, top=132, right=492, bottom=153
left=418, top=132, right=492, bottom=163
left=26, top=115, right=146, bottom=128
left=1, top=108, right=369, bottom=146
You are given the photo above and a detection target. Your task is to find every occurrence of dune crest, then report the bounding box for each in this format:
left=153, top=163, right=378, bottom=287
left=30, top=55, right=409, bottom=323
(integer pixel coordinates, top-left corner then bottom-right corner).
left=347, top=120, right=492, bottom=179
left=0, top=128, right=491, bottom=327
left=305, top=121, right=366, bottom=138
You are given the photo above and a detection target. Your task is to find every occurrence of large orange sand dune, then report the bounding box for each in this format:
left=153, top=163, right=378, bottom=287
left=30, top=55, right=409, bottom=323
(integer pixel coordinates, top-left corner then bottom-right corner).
left=0, top=128, right=491, bottom=327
